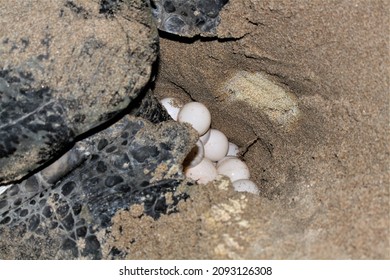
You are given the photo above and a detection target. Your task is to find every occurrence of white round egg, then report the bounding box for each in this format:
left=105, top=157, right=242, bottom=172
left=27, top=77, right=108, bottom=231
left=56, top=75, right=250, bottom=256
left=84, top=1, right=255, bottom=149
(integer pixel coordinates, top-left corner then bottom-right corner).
left=183, top=140, right=204, bottom=168
left=160, top=97, right=183, bottom=121
left=185, top=158, right=217, bottom=184
left=177, top=102, right=211, bottom=135
left=233, top=179, right=259, bottom=195
left=216, top=157, right=250, bottom=182
left=203, top=129, right=229, bottom=162
left=227, top=142, right=240, bottom=156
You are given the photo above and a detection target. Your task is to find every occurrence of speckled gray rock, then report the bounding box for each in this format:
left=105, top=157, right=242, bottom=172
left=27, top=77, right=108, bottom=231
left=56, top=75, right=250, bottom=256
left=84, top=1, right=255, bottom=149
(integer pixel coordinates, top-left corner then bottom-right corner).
left=0, top=0, right=159, bottom=184
left=150, top=0, right=229, bottom=37
left=0, top=114, right=197, bottom=259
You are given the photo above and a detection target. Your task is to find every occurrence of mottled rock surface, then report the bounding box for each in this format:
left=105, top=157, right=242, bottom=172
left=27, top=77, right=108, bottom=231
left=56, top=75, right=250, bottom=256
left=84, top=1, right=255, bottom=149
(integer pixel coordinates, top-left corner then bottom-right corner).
left=0, top=0, right=158, bottom=184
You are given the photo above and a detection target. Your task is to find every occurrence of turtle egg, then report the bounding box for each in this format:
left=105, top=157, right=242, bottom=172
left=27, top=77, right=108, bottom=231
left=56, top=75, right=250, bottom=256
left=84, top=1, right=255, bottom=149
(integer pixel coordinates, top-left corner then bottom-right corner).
left=177, top=102, right=211, bottom=135
left=227, top=142, right=239, bottom=156
left=216, top=157, right=250, bottom=182
left=203, top=129, right=229, bottom=162
left=160, top=97, right=183, bottom=121
left=185, top=158, right=217, bottom=184
left=233, top=179, right=259, bottom=195
left=183, top=140, right=204, bottom=168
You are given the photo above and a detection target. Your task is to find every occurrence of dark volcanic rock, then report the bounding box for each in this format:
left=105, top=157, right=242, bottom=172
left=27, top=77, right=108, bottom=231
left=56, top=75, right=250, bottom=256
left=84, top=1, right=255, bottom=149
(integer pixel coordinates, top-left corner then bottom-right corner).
left=0, top=0, right=159, bottom=184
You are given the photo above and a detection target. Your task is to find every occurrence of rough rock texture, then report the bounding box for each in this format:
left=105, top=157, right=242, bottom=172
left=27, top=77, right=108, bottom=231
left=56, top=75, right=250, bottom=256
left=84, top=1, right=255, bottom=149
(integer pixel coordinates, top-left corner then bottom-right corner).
left=110, top=0, right=389, bottom=259
left=0, top=0, right=158, bottom=184
left=0, top=115, right=197, bottom=259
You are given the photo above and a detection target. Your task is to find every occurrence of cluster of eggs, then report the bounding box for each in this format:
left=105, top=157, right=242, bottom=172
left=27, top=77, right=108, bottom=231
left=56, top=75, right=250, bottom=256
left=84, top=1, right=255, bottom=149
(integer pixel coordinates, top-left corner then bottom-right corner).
left=160, top=97, right=259, bottom=195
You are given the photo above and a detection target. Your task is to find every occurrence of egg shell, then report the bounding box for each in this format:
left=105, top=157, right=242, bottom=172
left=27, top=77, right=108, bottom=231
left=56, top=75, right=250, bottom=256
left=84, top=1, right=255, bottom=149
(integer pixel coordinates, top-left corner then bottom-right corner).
left=217, top=157, right=250, bottom=182
left=177, top=102, right=211, bottom=135
left=160, top=97, right=183, bottom=121
left=233, top=179, right=259, bottom=195
left=204, top=129, right=229, bottom=162
left=185, top=158, right=217, bottom=184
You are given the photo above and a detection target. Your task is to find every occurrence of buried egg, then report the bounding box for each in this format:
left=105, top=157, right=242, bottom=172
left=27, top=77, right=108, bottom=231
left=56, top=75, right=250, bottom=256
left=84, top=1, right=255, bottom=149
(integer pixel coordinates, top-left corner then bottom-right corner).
left=216, top=157, right=250, bottom=182
left=177, top=102, right=211, bottom=135
left=203, top=129, right=229, bottom=162
left=232, top=179, right=259, bottom=195
left=160, top=97, right=184, bottom=120
left=185, top=158, right=217, bottom=184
